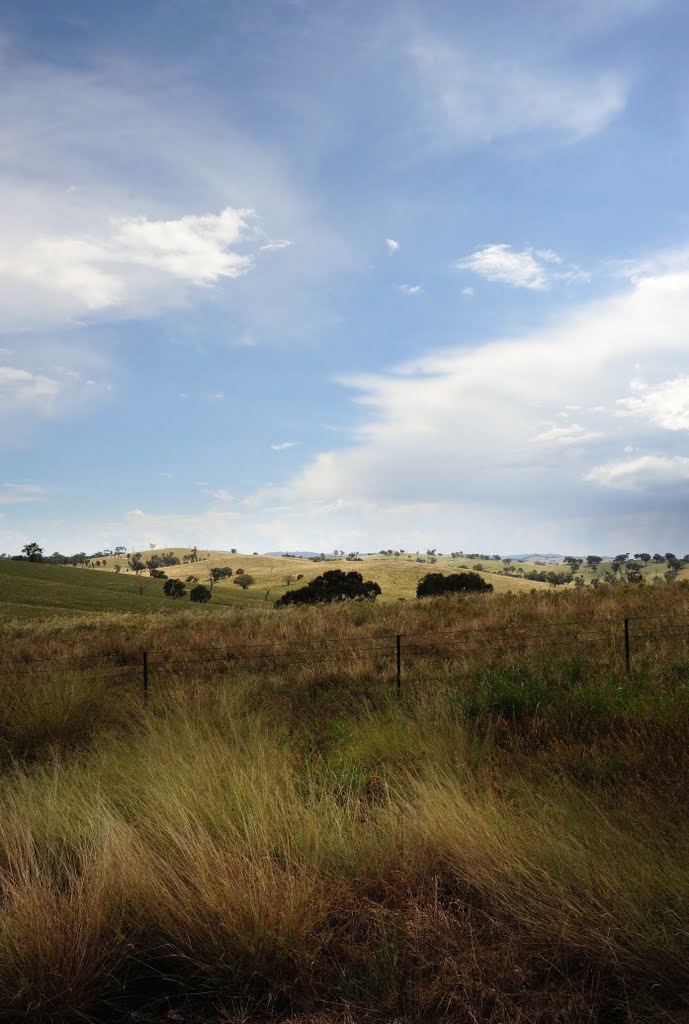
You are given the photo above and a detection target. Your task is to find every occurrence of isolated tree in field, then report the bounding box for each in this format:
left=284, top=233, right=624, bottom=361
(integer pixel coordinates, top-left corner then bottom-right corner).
left=163, top=579, right=186, bottom=599
left=190, top=584, right=211, bottom=603
left=283, top=573, right=295, bottom=586
left=416, top=572, right=493, bottom=598
left=233, top=573, right=255, bottom=590
left=22, top=542, right=43, bottom=562
left=275, top=569, right=381, bottom=607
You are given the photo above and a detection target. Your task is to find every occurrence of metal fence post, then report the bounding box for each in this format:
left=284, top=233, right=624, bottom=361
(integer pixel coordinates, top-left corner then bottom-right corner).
left=624, top=619, right=630, bottom=675
left=396, top=634, right=402, bottom=696
left=143, top=651, right=148, bottom=706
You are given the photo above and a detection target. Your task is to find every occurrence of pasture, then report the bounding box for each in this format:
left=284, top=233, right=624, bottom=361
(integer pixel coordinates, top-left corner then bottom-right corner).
left=1, top=583, right=689, bottom=1020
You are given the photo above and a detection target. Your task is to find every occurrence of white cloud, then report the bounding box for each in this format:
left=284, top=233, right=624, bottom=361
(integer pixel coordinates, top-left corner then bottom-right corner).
left=462, top=286, right=474, bottom=297
left=270, top=441, right=300, bottom=451
left=385, top=238, right=400, bottom=255
left=399, top=283, right=423, bottom=295
left=585, top=455, right=689, bottom=491
left=280, top=259, right=689, bottom=550
left=208, top=489, right=234, bottom=503
left=617, top=374, right=689, bottom=431
left=0, top=483, right=47, bottom=505
left=409, top=35, right=627, bottom=147
left=159, top=472, right=174, bottom=479
left=259, top=239, right=293, bottom=252
left=532, top=423, right=604, bottom=445
left=207, top=391, right=225, bottom=401
left=456, top=244, right=588, bottom=290
left=0, top=207, right=261, bottom=326
left=0, top=365, right=61, bottom=405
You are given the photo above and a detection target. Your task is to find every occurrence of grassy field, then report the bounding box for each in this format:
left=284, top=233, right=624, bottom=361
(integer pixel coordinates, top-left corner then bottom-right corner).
left=0, top=550, right=547, bottom=620
left=1, top=584, right=689, bottom=1021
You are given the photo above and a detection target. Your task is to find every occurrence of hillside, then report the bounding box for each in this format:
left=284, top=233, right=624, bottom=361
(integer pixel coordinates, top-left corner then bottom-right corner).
left=0, top=550, right=547, bottom=620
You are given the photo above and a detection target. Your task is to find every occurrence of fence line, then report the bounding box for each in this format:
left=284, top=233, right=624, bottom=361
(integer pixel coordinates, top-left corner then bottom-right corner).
left=2, top=615, right=689, bottom=708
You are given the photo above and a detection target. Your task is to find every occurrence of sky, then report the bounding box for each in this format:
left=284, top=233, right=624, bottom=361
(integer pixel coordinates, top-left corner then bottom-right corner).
left=2, top=0, right=689, bottom=557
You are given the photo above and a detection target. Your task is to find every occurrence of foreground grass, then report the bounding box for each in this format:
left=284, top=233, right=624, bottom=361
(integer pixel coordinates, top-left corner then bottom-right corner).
left=2, top=587, right=689, bottom=1021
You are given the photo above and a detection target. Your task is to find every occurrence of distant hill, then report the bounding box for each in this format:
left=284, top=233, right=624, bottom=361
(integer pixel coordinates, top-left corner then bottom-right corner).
left=263, top=551, right=323, bottom=558
left=506, top=553, right=563, bottom=564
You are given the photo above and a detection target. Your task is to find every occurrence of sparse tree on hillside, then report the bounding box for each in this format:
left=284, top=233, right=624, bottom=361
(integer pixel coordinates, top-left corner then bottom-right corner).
left=22, top=542, right=43, bottom=562
left=635, top=553, right=651, bottom=564
left=586, top=555, right=603, bottom=569
left=190, top=584, right=211, bottom=603
left=563, top=556, right=583, bottom=573
left=234, top=573, right=255, bottom=590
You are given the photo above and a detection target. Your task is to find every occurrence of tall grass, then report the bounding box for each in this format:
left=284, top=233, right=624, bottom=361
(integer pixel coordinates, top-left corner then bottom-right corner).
left=1, top=587, right=689, bottom=1019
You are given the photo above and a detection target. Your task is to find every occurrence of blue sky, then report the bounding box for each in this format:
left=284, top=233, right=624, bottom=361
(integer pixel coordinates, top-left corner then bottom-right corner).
left=2, top=0, right=689, bottom=556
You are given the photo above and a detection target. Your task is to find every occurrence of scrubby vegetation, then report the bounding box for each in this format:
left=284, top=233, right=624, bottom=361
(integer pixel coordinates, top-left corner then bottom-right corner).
left=1, top=584, right=689, bottom=1021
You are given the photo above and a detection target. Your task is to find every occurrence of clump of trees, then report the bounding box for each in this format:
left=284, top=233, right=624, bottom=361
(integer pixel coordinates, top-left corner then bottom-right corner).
left=416, top=572, right=493, bottom=598
left=163, top=579, right=186, bottom=599
left=275, top=569, right=381, bottom=607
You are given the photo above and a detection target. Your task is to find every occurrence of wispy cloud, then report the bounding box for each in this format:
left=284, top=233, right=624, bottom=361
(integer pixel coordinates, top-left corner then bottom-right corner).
left=270, top=441, right=300, bottom=451
left=385, top=238, right=400, bottom=255
left=585, top=455, right=689, bottom=491
left=0, top=483, right=47, bottom=505
left=399, top=283, right=423, bottom=295
left=532, top=423, right=604, bottom=445
left=456, top=244, right=589, bottom=290
left=409, top=34, right=628, bottom=148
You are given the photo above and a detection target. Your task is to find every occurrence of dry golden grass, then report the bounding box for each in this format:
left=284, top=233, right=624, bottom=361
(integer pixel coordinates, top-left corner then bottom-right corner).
left=1, top=585, right=689, bottom=1020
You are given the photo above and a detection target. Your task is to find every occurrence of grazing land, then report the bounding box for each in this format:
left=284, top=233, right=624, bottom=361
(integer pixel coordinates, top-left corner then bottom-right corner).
left=0, top=550, right=546, bottom=620
left=1, top=581, right=689, bottom=1021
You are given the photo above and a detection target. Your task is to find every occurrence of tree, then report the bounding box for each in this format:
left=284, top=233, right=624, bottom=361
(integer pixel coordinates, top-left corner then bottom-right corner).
left=190, top=584, right=212, bottom=603
left=563, top=556, right=583, bottom=573
left=586, top=555, right=603, bottom=569
left=149, top=569, right=168, bottom=580
left=163, top=579, right=186, bottom=599
left=416, top=572, right=493, bottom=598
left=233, top=573, right=255, bottom=591
left=634, top=553, right=651, bottom=564
left=275, top=569, right=381, bottom=607
left=22, top=542, right=43, bottom=562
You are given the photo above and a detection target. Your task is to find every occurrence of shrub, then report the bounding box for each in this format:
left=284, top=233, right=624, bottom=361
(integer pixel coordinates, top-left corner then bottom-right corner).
left=416, top=572, right=493, bottom=598
left=275, top=569, right=381, bottom=607
left=190, top=585, right=212, bottom=604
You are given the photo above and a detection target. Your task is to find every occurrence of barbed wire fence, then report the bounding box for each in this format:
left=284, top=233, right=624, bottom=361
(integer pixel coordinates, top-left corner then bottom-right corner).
left=1, top=615, right=689, bottom=709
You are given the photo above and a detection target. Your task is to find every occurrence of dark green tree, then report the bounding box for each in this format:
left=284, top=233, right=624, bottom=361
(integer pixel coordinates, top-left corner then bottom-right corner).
left=190, top=584, right=212, bottom=603
left=163, top=579, right=186, bottom=599
left=416, top=572, right=493, bottom=598
left=21, top=542, right=43, bottom=562
left=275, top=569, right=381, bottom=606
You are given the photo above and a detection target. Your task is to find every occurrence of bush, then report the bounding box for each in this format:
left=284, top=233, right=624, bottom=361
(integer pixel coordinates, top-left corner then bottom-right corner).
left=149, top=569, right=167, bottom=580
left=275, top=569, right=381, bottom=607
left=163, top=579, right=186, bottom=599
left=190, top=585, right=212, bottom=604
left=416, top=572, right=493, bottom=598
